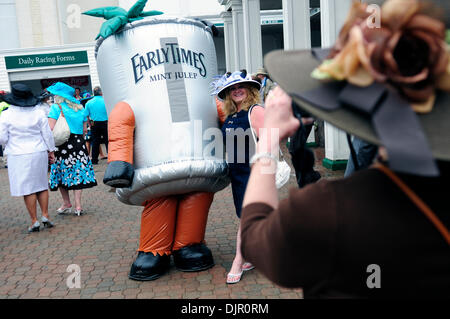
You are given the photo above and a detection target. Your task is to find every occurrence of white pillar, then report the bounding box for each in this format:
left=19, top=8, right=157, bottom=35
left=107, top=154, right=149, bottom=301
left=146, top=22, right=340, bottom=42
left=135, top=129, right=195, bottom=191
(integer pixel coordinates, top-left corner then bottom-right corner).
left=0, top=57, right=11, bottom=92
left=87, top=46, right=101, bottom=88
left=14, top=0, right=34, bottom=48
left=230, top=0, right=246, bottom=71
left=282, top=0, right=311, bottom=50
left=242, top=0, right=262, bottom=74
left=320, top=0, right=353, bottom=169
left=220, top=11, right=235, bottom=72
left=282, top=0, right=315, bottom=145
left=0, top=0, right=20, bottom=50
left=39, top=0, right=61, bottom=46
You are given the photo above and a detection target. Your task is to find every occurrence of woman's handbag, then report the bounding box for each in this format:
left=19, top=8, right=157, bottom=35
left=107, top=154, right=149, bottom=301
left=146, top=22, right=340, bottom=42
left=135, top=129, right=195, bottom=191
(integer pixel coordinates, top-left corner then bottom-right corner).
left=248, top=105, right=291, bottom=189
left=52, top=104, right=71, bottom=146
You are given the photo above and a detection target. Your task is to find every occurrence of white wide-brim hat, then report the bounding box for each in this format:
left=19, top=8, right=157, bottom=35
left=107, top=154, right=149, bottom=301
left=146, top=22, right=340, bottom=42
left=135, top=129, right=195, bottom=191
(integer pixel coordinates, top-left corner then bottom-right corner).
left=212, top=71, right=261, bottom=101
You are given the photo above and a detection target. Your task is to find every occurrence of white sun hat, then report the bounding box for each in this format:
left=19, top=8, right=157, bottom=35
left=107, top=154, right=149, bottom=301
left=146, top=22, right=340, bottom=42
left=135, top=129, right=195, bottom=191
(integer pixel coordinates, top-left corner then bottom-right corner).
left=211, top=70, right=261, bottom=101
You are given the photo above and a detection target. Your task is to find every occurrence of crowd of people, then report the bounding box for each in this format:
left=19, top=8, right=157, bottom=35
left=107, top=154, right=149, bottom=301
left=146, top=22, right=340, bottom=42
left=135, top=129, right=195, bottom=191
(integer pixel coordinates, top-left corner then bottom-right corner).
left=0, top=82, right=109, bottom=230
left=0, top=0, right=448, bottom=298
left=0, top=71, right=315, bottom=286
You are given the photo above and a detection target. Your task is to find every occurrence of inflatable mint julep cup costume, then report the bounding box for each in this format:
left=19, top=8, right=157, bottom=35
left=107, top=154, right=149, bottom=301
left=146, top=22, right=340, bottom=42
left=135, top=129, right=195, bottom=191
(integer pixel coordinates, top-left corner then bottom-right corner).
left=84, top=0, right=229, bottom=281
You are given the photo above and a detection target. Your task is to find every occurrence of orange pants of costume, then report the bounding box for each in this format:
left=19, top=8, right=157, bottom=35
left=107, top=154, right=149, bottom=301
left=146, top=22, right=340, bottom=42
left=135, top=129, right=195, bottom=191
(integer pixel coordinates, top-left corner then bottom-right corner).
left=108, top=102, right=214, bottom=256
left=139, top=192, right=214, bottom=256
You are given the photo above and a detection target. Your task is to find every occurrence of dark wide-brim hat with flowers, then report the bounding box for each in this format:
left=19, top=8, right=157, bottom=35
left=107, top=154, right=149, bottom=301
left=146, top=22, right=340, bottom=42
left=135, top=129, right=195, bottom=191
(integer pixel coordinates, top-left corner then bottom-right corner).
left=2, top=83, right=38, bottom=107
left=265, top=0, right=450, bottom=177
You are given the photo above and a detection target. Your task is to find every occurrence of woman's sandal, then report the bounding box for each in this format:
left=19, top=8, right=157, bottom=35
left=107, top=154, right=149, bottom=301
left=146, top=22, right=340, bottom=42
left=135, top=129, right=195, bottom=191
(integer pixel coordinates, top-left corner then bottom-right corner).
left=226, top=270, right=244, bottom=284
left=74, top=209, right=84, bottom=216
left=41, top=216, right=54, bottom=228
left=242, top=262, right=255, bottom=272
left=27, top=221, right=40, bottom=233
left=56, top=206, right=72, bottom=215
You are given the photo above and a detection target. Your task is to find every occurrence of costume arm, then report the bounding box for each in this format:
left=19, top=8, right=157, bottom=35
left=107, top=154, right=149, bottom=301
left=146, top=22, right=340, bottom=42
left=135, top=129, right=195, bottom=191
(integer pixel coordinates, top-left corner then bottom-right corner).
left=216, top=98, right=226, bottom=126
left=103, top=101, right=135, bottom=188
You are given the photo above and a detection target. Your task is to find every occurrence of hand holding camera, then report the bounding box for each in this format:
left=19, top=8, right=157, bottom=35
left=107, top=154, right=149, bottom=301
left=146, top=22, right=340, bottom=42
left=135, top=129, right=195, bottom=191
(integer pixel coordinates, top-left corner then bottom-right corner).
left=264, top=87, right=300, bottom=142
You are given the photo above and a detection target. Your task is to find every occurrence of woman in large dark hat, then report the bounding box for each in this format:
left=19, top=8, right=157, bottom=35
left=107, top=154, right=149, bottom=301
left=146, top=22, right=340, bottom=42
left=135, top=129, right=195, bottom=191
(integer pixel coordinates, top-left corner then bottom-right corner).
left=239, top=0, right=450, bottom=298
left=0, top=83, right=56, bottom=232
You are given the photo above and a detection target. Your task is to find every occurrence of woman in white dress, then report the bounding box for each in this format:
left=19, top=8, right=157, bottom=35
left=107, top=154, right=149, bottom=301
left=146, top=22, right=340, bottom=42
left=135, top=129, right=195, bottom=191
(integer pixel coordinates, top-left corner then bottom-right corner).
left=0, top=84, right=56, bottom=233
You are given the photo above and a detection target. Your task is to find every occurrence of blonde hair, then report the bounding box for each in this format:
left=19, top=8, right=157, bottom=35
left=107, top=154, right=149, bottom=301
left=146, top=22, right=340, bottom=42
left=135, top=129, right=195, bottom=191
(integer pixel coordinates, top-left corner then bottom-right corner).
left=222, top=84, right=261, bottom=117
left=54, top=95, right=83, bottom=111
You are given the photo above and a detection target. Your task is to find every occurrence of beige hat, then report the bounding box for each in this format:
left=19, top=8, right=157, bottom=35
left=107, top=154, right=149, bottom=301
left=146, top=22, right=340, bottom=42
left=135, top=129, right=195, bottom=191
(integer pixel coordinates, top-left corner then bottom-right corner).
left=256, top=68, right=269, bottom=76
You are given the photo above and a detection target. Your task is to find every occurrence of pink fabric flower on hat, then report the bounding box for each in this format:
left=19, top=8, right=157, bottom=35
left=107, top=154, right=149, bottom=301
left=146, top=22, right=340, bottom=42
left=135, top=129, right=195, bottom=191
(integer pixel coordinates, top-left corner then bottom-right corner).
left=313, top=0, right=450, bottom=113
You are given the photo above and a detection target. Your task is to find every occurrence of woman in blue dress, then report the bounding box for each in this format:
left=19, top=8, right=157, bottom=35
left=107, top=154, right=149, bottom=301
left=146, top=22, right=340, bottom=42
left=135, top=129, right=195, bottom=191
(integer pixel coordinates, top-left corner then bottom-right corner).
left=213, top=70, right=265, bottom=284
left=47, top=82, right=97, bottom=216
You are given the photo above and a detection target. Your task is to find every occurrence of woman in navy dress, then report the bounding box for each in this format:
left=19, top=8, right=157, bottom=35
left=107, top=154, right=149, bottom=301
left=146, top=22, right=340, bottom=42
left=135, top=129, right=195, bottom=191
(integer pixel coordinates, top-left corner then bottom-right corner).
left=214, top=70, right=265, bottom=283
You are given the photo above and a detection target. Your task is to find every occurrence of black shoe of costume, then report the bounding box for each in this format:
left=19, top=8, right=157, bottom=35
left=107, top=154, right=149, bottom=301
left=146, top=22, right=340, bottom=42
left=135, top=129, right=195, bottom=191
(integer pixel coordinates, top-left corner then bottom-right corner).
left=128, top=251, right=170, bottom=281
left=172, top=243, right=215, bottom=272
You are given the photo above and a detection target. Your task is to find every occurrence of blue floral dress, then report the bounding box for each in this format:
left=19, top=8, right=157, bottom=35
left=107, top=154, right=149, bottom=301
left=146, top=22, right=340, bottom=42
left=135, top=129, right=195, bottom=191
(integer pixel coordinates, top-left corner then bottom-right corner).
left=48, top=103, right=97, bottom=190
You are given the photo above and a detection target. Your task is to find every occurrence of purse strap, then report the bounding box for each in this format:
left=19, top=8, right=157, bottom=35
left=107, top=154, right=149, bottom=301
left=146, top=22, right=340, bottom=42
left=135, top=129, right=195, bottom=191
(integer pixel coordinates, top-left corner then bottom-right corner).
left=373, top=162, right=450, bottom=246
left=248, top=104, right=285, bottom=159
left=248, top=104, right=259, bottom=144
left=57, top=103, right=65, bottom=118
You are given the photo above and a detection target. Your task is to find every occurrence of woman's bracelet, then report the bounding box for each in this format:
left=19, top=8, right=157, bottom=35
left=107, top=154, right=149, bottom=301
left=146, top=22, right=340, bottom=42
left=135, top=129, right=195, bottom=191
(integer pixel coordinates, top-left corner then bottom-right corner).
left=250, top=152, right=278, bottom=167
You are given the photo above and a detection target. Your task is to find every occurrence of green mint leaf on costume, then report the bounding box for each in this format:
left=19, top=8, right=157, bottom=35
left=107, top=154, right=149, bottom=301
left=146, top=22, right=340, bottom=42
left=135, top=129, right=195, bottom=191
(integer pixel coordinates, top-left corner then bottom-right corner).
left=96, top=16, right=129, bottom=40
left=83, top=6, right=128, bottom=20
left=82, top=0, right=163, bottom=40
left=127, top=0, right=148, bottom=18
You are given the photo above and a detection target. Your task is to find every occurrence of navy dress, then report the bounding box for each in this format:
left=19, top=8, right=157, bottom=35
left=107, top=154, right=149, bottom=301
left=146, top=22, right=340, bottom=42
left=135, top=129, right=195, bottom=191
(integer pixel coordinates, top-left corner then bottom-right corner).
left=221, top=108, right=256, bottom=218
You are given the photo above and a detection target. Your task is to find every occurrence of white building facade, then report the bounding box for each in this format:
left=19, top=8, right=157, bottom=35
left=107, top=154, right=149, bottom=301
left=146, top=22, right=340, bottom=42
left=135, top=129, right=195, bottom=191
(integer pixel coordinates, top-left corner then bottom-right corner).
left=0, top=0, right=361, bottom=169
left=0, top=0, right=119, bottom=94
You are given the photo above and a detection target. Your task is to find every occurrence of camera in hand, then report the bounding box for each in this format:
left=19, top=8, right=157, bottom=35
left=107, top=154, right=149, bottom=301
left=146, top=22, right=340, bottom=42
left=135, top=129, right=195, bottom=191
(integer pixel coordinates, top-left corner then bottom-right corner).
left=288, top=101, right=321, bottom=188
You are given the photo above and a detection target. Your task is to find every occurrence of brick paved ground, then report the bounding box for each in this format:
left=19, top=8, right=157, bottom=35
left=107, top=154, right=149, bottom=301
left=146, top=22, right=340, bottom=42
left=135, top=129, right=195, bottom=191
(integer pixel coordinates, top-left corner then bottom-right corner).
left=0, top=145, right=343, bottom=299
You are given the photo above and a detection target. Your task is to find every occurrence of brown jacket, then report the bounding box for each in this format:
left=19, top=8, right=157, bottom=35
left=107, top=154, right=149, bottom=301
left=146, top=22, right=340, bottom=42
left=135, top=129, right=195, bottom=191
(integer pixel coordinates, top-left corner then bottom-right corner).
left=241, top=163, right=450, bottom=298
